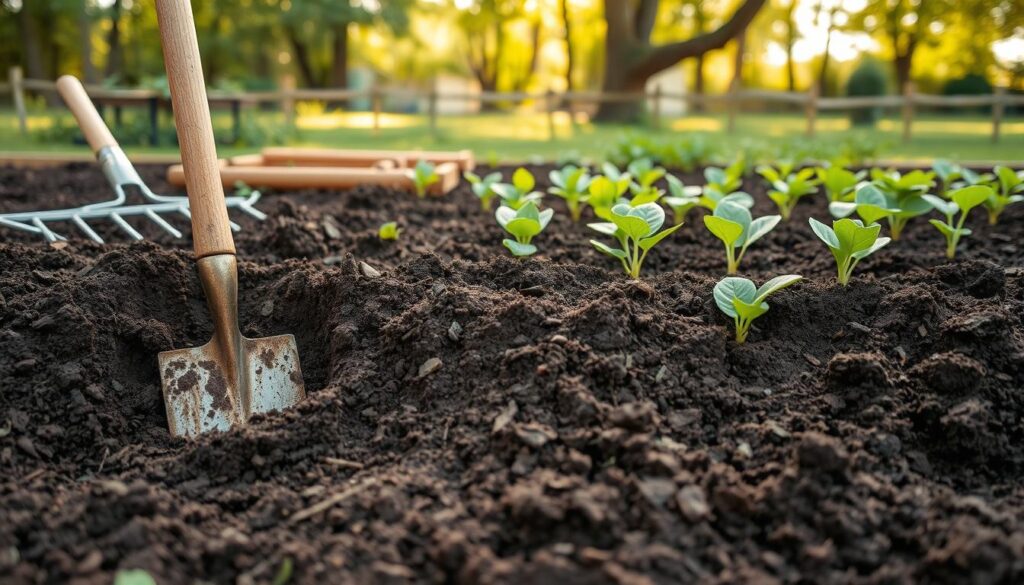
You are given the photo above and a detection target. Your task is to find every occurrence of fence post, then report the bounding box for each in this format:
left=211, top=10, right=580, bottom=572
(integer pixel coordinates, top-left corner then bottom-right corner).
left=805, top=83, right=818, bottom=138
left=10, top=66, right=27, bottom=135
left=992, top=87, right=1006, bottom=144
left=281, top=74, right=296, bottom=129
left=546, top=88, right=556, bottom=142
left=372, top=84, right=382, bottom=136
left=726, top=78, right=739, bottom=134
left=650, top=85, right=661, bottom=130
left=901, top=81, right=914, bottom=143
left=428, top=82, right=438, bottom=140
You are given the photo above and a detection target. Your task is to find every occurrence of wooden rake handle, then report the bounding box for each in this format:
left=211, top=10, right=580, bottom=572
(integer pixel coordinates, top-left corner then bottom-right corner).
left=55, top=76, right=118, bottom=154
left=155, top=0, right=234, bottom=258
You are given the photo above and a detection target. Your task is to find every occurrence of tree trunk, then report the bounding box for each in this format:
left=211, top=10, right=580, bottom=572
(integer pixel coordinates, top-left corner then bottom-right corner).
left=594, top=0, right=767, bottom=122
left=784, top=3, right=796, bottom=92
left=105, top=0, right=123, bottom=79
left=692, top=54, right=705, bottom=112
left=561, top=0, right=574, bottom=91
left=817, top=23, right=833, bottom=96
left=18, top=6, right=46, bottom=81
left=79, top=2, right=97, bottom=83
left=512, top=19, right=541, bottom=91
left=331, top=23, right=349, bottom=89
left=732, top=31, right=746, bottom=88
left=893, top=50, right=913, bottom=95
left=287, top=29, right=319, bottom=88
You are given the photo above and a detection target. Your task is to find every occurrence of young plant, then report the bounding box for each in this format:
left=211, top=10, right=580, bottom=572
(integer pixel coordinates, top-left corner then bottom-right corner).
left=492, top=168, right=544, bottom=210
left=922, top=185, right=993, bottom=259
left=984, top=166, right=1024, bottom=225
left=760, top=166, right=819, bottom=221
left=932, top=159, right=965, bottom=196
left=413, top=160, right=439, bottom=198
left=809, top=218, right=890, bottom=285
left=663, top=175, right=702, bottom=225
left=464, top=170, right=503, bottom=211
left=703, top=201, right=781, bottom=274
left=626, top=158, right=667, bottom=206
left=586, top=174, right=631, bottom=220
left=548, top=165, right=593, bottom=221
left=714, top=274, right=803, bottom=343
left=829, top=183, right=900, bottom=226
left=815, top=166, right=864, bottom=203
left=588, top=202, right=682, bottom=279
left=378, top=221, right=400, bottom=241
left=861, top=168, right=934, bottom=239
left=495, top=201, right=553, bottom=257
left=704, top=161, right=745, bottom=195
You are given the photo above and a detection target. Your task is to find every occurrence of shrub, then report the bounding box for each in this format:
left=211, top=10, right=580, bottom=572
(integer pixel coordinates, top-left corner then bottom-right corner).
left=846, top=58, right=888, bottom=126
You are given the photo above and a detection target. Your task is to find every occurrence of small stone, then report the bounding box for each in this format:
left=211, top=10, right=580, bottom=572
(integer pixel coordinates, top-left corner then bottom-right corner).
left=766, top=421, right=790, bottom=439
left=76, top=550, right=102, bottom=574
left=96, top=479, right=129, bottom=496
left=655, top=365, right=668, bottom=383
left=30, top=315, right=56, bottom=330
left=259, top=300, right=274, bottom=317
left=736, top=442, right=753, bottom=459
left=359, top=262, right=381, bottom=278
left=321, top=216, right=343, bottom=240
left=448, top=321, right=462, bottom=342
left=15, top=437, right=38, bottom=458
left=848, top=321, right=872, bottom=334
left=492, top=400, right=518, bottom=434
left=797, top=432, right=848, bottom=473
left=675, top=485, right=710, bottom=522
left=550, top=334, right=568, bottom=344
left=803, top=353, right=822, bottom=367
left=49, top=241, right=69, bottom=251
left=12, top=358, right=36, bottom=374
left=918, top=324, right=928, bottom=338
left=515, top=423, right=557, bottom=448
left=417, top=358, right=442, bottom=378
left=638, top=478, right=677, bottom=507
left=83, top=384, right=105, bottom=402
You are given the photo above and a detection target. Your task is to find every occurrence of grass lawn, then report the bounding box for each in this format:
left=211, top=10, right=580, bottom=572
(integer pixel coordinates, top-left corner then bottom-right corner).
left=0, top=107, right=1020, bottom=164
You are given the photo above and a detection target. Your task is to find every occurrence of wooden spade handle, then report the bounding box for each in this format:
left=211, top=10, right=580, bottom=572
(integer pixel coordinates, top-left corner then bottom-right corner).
left=55, top=75, right=118, bottom=154
left=155, top=0, right=234, bottom=258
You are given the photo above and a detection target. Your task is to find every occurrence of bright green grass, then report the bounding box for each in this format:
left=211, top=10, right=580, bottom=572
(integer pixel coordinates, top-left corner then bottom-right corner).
left=0, top=107, right=1020, bottom=163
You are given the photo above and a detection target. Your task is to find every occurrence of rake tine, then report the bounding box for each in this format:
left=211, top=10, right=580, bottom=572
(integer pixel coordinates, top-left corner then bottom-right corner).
left=31, top=218, right=66, bottom=242
left=109, top=213, right=144, bottom=241
left=237, top=202, right=268, bottom=221
left=145, top=209, right=184, bottom=239
left=228, top=219, right=241, bottom=232
left=0, top=217, right=42, bottom=234
left=71, top=215, right=105, bottom=244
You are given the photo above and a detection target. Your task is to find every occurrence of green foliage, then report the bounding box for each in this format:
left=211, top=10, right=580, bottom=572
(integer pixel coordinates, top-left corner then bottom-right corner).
left=703, top=201, right=781, bottom=274
left=758, top=164, right=819, bottom=220
left=464, top=170, right=503, bottom=211
left=663, top=175, right=702, bottom=225
left=714, top=275, right=803, bottom=343
left=114, top=570, right=157, bottom=585
left=704, top=161, right=745, bottom=195
left=588, top=203, right=682, bottom=279
left=985, top=166, right=1024, bottom=225
left=272, top=558, right=294, bottom=585
left=586, top=172, right=632, bottom=220
left=832, top=170, right=933, bottom=239
left=606, top=134, right=717, bottom=172
left=496, top=201, right=553, bottom=256
left=816, top=166, right=865, bottom=202
left=548, top=165, right=593, bottom=221
left=625, top=158, right=668, bottom=206
left=378, top=221, right=400, bottom=241
left=809, top=218, right=890, bottom=285
left=492, top=168, right=544, bottom=210
left=846, top=58, right=888, bottom=126
left=412, top=161, right=439, bottom=198
left=923, top=185, right=993, bottom=258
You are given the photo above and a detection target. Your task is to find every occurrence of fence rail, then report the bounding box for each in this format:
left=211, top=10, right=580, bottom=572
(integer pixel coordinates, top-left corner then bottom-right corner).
left=5, top=67, right=1021, bottom=144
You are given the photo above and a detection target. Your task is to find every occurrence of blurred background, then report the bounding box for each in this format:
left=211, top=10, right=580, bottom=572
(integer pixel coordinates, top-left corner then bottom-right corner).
left=0, top=0, right=1021, bottom=163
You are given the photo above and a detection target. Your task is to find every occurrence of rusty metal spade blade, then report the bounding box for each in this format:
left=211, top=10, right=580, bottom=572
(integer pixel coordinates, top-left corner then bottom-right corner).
left=158, top=255, right=304, bottom=438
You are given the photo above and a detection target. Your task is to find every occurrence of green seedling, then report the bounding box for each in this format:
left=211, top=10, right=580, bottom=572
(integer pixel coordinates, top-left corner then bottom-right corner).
left=703, top=201, right=781, bottom=274
left=492, top=168, right=544, bottom=210
left=378, top=221, right=400, bottom=241
left=496, top=201, right=553, bottom=257
left=984, top=166, right=1024, bottom=225
left=663, top=174, right=702, bottom=225
left=464, top=170, right=503, bottom=211
left=861, top=168, right=934, bottom=239
left=714, top=274, right=803, bottom=343
left=626, top=158, right=667, bottom=206
left=829, top=183, right=900, bottom=226
left=704, top=161, right=745, bottom=195
left=588, top=202, right=682, bottom=279
left=548, top=165, right=593, bottom=221
left=809, top=217, right=890, bottom=285
left=413, top=160, right=440, bottom=198
left=698, top=187, right=754, bottom=211
left=922, top=185, right=993, bottom=259
left=586, top=174, right=632, bottom=220
left=815, top=166, right=865, bottom=202
left=758, top=165, right=819, bottom=221
left=932, top=159, right=964, bottom=195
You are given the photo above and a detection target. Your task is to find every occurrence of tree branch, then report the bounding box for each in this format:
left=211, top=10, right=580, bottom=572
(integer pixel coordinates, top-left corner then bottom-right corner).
left=628, top=0, right=767, bottom=82
left=634, top=0, right=660, bottom=43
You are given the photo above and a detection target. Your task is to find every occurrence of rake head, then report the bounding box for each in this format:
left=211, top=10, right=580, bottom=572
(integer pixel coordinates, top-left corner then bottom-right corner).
left=0, top=146, right=266, bottom=243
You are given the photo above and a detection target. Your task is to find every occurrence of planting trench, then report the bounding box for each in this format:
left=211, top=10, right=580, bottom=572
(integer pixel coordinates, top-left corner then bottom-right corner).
left=1, top=163, right=1024, bottom=584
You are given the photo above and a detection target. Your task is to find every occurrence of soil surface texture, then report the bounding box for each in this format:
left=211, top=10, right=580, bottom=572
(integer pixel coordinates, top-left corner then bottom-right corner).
left=1, top=162, right=1024, bottom=584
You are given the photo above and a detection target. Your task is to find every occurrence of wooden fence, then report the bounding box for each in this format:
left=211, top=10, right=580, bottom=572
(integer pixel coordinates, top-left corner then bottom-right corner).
left=4, top=67, right=1021, bottom=144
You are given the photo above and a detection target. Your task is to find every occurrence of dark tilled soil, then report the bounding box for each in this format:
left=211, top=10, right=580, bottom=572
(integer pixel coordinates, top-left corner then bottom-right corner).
left=1, top=163, right=1024, bottom=584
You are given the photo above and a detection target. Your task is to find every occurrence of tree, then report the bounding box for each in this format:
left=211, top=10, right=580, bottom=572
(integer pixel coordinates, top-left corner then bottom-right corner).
left=595, top=0, right=767, bottom=121
left=855, top=0, right=950, bottom=92
left=560, top=0, right=574, bottom=91
left=458, top=0, right=540, bottom=96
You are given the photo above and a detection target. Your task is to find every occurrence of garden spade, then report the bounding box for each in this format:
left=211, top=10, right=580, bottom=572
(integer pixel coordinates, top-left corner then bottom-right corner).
left=155, top=0, right=304, bottom=438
